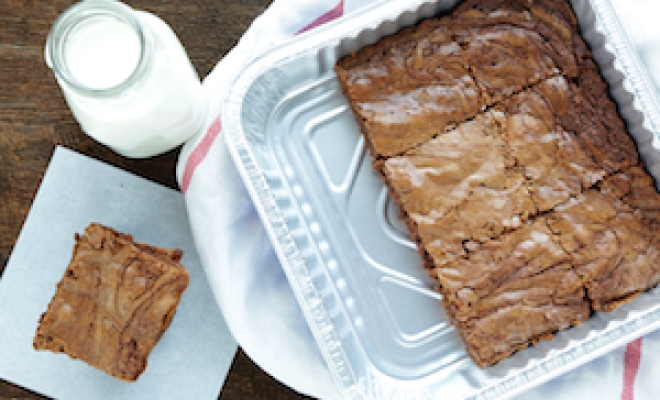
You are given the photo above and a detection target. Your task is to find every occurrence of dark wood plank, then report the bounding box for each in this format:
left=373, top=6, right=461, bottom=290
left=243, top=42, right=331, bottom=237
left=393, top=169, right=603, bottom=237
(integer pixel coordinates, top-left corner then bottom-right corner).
left=0, top=1, right=310, bottom=398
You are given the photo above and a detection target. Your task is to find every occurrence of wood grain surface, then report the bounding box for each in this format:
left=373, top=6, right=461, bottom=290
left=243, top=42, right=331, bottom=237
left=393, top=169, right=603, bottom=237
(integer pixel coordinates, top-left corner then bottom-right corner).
left=0, top=0, right=312, bottom=398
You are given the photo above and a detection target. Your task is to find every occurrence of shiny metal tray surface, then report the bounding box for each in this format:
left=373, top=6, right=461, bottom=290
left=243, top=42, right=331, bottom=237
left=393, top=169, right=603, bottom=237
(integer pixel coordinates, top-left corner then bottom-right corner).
left=223, top=0, right=660, bottom=398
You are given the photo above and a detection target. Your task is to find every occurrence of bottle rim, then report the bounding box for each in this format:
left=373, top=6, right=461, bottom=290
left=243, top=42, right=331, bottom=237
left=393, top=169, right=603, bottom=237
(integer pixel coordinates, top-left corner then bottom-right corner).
left=45, top=0, right=150, bottom=97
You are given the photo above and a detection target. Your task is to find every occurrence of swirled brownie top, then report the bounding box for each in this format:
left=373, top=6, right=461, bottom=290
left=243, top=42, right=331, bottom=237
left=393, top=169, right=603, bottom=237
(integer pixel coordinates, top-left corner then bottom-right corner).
left=33, top=223, right=189, bottom=381
left=335, top=0, right=590, bottom=158
left=336, top=0, right=659, bottom=368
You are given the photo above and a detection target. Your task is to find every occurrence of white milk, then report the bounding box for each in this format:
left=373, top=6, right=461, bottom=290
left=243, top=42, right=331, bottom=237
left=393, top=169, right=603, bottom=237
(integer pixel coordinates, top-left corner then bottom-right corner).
left=65, top=18, right=141, bottom=90
left=47, top=1, right=207, bottom=158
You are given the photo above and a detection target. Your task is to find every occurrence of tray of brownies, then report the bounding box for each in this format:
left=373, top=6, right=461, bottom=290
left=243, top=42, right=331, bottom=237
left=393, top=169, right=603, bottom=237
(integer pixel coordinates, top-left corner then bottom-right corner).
left=223, top=0, right=660, bottom=398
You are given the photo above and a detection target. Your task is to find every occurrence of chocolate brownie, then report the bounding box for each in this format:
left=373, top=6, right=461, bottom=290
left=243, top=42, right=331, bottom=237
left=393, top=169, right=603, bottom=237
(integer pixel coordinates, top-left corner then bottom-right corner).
left=546, top=171, right=660, bottom=311
left=335, top=18, right=482, bottom=158
left=381, top=112, right=535, bottom=269
left=496, top=76, right=611, bottom=211
left=33, top=223, right=189, bottom=381
left=540, top=61, right=639, bottom=174
left=336, top=0, right=659, bottom=367
left=441, top=221, right=589, bottom=366
left=335, top=0, right=591, bottom=159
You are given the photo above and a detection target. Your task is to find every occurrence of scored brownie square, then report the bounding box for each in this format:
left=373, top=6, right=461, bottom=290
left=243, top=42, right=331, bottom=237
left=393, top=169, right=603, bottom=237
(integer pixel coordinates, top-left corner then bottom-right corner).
left=437, top=220, right=575, bottom=320
left=33, top=223, right=189, bottom=381
left=545, top=170, right=660, bottom=311
left=451, top=0, right=590, bottom=82
left=335, top=17, right=483, bottom=158
left=439, top=220, right=589, bottom=367
left=380, top=112, right=535, bottom=269
left=546, top=64, right=639, bottom=174
left=495, top=76, right=609, bottom=211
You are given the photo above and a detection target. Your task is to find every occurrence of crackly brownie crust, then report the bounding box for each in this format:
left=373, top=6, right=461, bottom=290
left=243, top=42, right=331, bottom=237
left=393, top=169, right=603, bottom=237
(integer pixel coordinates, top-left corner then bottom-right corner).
left=335, top=0, right=591, bottom=159
left=381, top=112, right=535, bottom=269
left=546, top=171, right=660, bottom=311
left=496, top=75, right=620, bottom=211
left=436, top=219, right=590, bottom=367
left=33, top=223, right=189, bottom=381
left=336, top=0, right=660, bottom=368
left=335, top=18, right=483, bottom=158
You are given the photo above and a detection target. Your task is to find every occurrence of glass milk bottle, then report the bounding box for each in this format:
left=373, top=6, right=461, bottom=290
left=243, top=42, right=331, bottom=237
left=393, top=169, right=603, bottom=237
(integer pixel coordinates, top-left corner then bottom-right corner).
left=45, top=0, right=207, bottom=158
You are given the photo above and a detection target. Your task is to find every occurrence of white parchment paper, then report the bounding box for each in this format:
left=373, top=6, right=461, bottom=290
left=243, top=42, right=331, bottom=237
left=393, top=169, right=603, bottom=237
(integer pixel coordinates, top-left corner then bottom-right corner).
left=0, top=146, right=237, bottom=399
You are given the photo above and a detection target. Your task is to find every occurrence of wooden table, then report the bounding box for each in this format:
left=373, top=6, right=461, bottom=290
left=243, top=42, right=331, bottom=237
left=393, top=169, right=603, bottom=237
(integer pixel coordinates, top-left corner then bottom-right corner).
left=0, top=1, right=311, bottom=398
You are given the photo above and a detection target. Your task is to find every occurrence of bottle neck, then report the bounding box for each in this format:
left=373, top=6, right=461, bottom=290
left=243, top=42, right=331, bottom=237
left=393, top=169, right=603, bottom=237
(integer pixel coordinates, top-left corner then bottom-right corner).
left=45, top=0, right=151, bottom=99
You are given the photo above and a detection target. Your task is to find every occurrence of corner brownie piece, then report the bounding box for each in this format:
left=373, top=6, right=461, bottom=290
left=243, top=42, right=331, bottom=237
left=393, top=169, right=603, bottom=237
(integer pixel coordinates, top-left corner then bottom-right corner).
left=335, top=17, right=482, bottom=158
left=546, top=169, right=660, bottom=311
left=538, top=60, right=639, bottom=174
left=441, top=220, right=589, bottom=367
left=33, top=223, right=189, bottom=381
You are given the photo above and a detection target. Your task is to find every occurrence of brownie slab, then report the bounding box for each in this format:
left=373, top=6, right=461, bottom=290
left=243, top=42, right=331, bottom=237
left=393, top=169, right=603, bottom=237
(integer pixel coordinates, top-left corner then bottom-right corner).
left=336, top=0, right=659, bottom=368
left=33, top=223, right=189, bottom=381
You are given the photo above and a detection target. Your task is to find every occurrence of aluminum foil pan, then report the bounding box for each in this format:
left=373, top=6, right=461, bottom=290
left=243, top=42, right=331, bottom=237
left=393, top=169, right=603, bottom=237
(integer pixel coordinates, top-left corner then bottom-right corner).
left=223, top=0, right=660, bottom=398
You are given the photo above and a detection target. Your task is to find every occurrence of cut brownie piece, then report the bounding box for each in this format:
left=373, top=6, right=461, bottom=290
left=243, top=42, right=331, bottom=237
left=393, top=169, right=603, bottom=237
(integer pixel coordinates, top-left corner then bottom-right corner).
left=335, top=18, right=482, bottom=158
left=496, top=76, right=608, bottom=211
left=437, top=220, right=575, bottom=319
left=381, top=112, right=535, bottom=268
left=495, top=73, right=639, bottom=212
left=452, top=0, right=591, bottom=80
left=453, top=22, right=563, bottom=104
left=438, top=220, right=589, bottom=367
left=546, top=174, right=660, bottom=311
left=33, top=223, right=189, bottom=381
left=599, top=166, right=660, bottom=226
left=379, top=111, right=506, bottom=217
left=456, top=298, right=589, bottom=368
left=541, top=61, right=639, bottom=173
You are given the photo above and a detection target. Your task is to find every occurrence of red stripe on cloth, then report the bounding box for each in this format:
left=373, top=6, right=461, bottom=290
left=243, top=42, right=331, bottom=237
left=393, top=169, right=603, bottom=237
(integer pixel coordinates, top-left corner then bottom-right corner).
left=621, top=337, right=643, bottom=400
left=295, top=0, right=344, bottom=35
left=181, top=116, right=222, bottom=194
left=181, top=4, right=345, bottom=193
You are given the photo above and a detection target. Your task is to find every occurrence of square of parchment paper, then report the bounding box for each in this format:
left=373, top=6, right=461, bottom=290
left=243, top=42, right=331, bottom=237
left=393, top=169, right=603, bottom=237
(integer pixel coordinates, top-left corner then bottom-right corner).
left=0, top=146, right=237, bottom=400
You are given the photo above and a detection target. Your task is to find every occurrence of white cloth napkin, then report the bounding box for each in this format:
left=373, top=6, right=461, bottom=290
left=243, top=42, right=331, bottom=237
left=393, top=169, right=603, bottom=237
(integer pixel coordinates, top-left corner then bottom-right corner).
left=176, top=0, right=660, bottom=398
left=177, top=2, right=347, bottom=398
